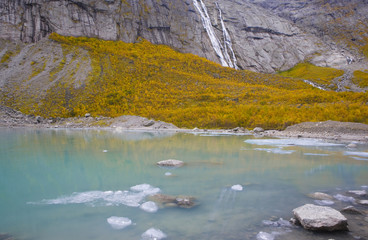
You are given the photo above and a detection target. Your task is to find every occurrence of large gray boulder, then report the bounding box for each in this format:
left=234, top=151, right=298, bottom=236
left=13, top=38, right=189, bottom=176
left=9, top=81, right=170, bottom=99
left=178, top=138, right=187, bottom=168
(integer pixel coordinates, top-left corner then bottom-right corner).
left=293, top=204, right=348, bottom=232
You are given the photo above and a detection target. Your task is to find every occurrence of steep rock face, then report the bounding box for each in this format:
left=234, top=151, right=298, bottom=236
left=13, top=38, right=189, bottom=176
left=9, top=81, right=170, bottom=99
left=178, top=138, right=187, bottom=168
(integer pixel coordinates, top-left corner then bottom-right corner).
left=0, top=0, right=361, bottom=72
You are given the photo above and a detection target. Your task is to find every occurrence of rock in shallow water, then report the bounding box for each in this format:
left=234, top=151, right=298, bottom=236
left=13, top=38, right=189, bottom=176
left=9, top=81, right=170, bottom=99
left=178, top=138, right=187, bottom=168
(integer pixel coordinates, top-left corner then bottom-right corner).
left=157, top=159, right=184, bottom=167
left=293, top=204, right=348, bottom=231
left=341, top=206, right=364, bottom=215
left=308, top=192, right=334, bottom=200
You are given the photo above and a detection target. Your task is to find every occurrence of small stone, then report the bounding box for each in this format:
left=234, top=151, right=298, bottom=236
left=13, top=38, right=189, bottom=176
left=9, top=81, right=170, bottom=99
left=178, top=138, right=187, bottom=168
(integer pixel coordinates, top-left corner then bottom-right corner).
left=85, top=113, right=91, bottom=118
left=36, top=115, right=43, bottom=123
left=347, top=143, right=357, bottom=148
left=341, top=206, right=363, bottom=215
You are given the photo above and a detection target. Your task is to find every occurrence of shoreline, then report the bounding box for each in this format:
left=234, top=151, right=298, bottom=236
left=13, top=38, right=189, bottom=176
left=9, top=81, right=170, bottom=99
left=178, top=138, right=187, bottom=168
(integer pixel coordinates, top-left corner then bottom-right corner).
left=1, top=105, right=368, bottom=143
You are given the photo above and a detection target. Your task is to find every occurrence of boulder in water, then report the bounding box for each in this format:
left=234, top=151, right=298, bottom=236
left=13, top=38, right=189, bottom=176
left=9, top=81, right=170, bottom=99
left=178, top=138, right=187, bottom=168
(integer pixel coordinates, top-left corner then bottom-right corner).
left=341, top=206, right=364, bottom=215
left=148, top=193, right=197, bottom=208
left=307, top=192, right=334, bottom=200
left=157, top=159, right=184, bottom=167
left=293, top=204, right=348, bottom=231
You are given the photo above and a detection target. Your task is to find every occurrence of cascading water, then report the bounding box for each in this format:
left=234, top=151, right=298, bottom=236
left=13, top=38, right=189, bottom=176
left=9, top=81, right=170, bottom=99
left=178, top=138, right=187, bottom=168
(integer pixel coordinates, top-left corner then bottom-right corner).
left=192, top=0, right=238, bottom=69
left=215, top=2, right=238, bottom=70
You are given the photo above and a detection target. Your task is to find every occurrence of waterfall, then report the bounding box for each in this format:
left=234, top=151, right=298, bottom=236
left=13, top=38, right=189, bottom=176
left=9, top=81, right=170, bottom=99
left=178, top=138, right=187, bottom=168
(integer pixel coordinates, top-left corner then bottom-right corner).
left=215, top=2, right=238, bottom=70
left=193, top=0, right=238, bottom=69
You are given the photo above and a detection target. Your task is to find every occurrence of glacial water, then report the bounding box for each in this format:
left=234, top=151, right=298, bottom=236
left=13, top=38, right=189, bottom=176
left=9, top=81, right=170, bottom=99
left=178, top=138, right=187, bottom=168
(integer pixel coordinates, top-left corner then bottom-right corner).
left=1, top=128, right=368, bottom=240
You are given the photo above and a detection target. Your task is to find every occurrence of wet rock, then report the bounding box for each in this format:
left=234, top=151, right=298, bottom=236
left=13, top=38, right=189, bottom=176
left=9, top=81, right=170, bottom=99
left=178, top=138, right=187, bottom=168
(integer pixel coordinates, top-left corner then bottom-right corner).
left=293, top=204, right=348, bottom=231
left=148, top=194, right=197, bottom=209
left=308, top=192, right=334, bottom=200
left=141, top=228, right=167, bottom=240
left=341, top=206, right=363, bottom=215
left=348, top=190, right=367, bottom=197
left=157, top=159, right=184, bottom=167
left=107, top=216, right=132, bottom=230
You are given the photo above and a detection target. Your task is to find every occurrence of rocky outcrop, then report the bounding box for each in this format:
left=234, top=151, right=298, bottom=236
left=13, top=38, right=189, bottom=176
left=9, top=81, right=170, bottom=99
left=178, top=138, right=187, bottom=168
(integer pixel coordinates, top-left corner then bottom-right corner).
left=1, top=0, right=359, bottom=73
left=293, top=204, right=348, bottom=232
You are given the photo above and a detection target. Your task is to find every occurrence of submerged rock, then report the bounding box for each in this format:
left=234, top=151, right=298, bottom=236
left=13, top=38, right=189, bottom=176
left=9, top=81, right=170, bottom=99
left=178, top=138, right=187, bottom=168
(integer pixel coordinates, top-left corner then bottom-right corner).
left=157, top=159, right=184, bottom=167
left=334, top=194, right=356, bottom=204
left=141, top=228, right=167, bottom=240
left=357, top=200, right=368, bottom=206
left=107, top=216, right=132, bottom=230
left=308, top=192, right=334, bottom=200
left=148, top=194, right=197, bottom=209
left=293, top=204, right=348, bottom=231
left=341, top=206, right=364, bottom=215
left=314, top=200, right=335, bottom=206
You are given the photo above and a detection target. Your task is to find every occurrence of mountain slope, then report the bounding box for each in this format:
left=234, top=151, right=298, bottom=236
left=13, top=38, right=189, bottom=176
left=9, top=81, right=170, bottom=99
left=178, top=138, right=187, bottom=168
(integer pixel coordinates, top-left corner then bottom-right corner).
left=1, top=35, right=367, bottom=129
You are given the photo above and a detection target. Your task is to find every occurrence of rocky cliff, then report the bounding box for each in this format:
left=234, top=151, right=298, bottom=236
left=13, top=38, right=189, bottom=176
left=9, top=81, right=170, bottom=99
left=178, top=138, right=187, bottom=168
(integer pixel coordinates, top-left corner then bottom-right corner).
left=1, top=0, right=366, bottom=73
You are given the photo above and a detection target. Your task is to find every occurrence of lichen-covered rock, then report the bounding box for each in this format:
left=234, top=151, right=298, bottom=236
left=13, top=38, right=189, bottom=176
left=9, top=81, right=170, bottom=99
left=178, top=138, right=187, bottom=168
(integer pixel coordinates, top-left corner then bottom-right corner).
left=293, top=204, right=348, bottom=232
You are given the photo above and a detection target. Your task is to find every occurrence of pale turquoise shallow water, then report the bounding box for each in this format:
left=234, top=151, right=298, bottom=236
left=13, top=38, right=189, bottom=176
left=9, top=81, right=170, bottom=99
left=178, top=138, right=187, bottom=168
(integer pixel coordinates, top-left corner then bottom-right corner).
left=0, top=128, right=368, bottom=240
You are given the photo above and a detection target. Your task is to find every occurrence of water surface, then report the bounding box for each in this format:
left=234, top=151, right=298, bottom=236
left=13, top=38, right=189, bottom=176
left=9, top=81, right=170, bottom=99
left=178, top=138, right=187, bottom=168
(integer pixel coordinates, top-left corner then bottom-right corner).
left=0, top=128, right=368, bottom=240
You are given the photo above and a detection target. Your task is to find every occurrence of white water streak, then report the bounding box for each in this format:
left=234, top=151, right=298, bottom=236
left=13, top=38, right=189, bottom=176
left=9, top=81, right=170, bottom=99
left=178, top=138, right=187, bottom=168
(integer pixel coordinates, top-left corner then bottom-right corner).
left=193, top=0, right=238, bottom=69
left=215, top=2, right=238, bottom=69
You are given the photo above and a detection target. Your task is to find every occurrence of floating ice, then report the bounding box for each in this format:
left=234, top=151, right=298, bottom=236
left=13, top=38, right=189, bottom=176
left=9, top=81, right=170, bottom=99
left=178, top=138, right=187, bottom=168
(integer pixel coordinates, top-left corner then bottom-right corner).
left=314, top=200, right=335, bottom=206
left=103, top=150, right=108, bottom=153
left=165, top=172, right=172, bottom=176
left=256, top=232, right=274, bottom=240
left=231, top=184, right=243, bottom=191
left=107, top=216, right=132, bottom=230
left=140, top=201, right=158, bottom=213
left=141, top=228, right=167, bottom=240
left=245, top=138, right=343, bottom=147
left=255, top=148, right=295, bottom=154
left=29, top=184, right=161, bottom=208
left=303, top=153, right=330, bottom=156
left=334, top=194, right=356, bottom=204
left=344, top=151, right=368, bottom=158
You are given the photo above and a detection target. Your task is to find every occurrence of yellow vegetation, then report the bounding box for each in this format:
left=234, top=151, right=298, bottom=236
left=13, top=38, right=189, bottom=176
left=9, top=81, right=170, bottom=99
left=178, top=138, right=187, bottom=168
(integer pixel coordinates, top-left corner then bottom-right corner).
left=279, top=63, right=344, bottom=85
left=1, top=33, right=368, bottom=130
left=352, top=70, right=368, bottom=88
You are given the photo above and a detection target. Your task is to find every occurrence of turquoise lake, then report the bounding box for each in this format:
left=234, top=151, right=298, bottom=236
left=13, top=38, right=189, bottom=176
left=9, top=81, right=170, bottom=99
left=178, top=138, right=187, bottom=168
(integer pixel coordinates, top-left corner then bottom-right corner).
left=0, top=128, right=368, bottom=240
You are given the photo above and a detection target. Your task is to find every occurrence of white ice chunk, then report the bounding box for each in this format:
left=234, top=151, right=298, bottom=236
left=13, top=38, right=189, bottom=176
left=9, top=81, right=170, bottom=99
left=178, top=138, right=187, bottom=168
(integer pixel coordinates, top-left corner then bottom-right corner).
left=141, top=228, right=167, bottom=240
left=257, top=232, right=274, bottom=240
left=334, top=194, right=356, bottom=204
left=344, top=151, right=368, bottom=158
left=103, top=150, right=108, bottom=153
left=314, top=200, right=335, bottom=206
left=107, top=216, right=132, bottom=230
left=165, top=172, right=172, bottom=176
left=255, top=148, right=295, bottom=154
left=140, top=201, right=158, bottom=213
left=131, top=184, right=153, bottom=192
left=245, top=138, right=343, bottom=147
left=231, top=184, right=243, bottom=191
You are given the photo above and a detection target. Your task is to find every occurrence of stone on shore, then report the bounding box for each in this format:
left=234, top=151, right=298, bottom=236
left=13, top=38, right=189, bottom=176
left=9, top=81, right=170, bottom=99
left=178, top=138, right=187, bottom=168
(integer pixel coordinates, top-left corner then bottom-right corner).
left=293, top=204, right=348, bottom=231
left=307, top=192, right=334, bottom=200
left=157, top=159, right=184, bottom=167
